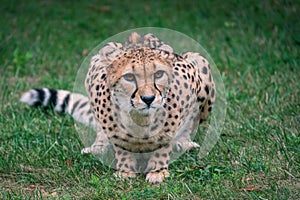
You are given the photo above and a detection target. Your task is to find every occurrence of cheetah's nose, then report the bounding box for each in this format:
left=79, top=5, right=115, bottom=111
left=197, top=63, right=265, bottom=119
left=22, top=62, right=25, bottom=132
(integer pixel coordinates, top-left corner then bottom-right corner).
left=141, top=95, right=155, bottom=107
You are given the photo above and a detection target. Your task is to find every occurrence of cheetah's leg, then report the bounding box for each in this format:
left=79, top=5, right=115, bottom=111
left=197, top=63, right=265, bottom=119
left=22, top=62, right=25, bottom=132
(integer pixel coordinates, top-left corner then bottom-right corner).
left=114, top=146, right=137, bottom=178
left=145, top=144, right=172, bottom=184
left=173, top=114, right=200, bottom=152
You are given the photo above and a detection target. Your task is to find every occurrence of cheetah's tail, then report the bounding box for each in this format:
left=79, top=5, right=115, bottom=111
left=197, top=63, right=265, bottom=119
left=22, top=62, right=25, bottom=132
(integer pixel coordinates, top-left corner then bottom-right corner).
left=20, top=88, right=97, bottom=127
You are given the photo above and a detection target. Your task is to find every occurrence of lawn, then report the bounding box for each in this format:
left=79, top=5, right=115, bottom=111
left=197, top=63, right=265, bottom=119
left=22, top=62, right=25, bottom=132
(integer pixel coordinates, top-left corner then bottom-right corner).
left=0, top=0, right=299, bottom=199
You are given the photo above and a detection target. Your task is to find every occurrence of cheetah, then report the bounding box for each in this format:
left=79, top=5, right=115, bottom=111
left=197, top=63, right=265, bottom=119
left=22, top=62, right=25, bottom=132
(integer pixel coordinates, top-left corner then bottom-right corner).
left=20, top=32, right=215, bottom=184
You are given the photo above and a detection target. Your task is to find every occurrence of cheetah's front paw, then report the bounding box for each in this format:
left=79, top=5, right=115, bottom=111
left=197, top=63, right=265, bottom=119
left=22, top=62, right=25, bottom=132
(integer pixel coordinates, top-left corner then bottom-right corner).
left=174, top=140, right=200, bottom=152
left=81, top=139, right=110, bottom=156
left=146, top=169, right=170, bottom=184
left=81, top=143, right=109, bottom=156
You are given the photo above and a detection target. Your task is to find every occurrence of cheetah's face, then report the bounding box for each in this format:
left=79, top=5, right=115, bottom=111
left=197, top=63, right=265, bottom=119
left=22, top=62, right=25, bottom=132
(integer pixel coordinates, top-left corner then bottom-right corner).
left=107, top=50, right=172, bottom=114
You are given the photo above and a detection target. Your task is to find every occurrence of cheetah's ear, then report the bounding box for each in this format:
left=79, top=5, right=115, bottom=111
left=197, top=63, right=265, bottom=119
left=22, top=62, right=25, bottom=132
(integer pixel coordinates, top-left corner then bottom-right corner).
left=125, top=32, right=174, bottom=53
left=127, top=32, right=142, bottom=44
left=97, top=42, right=123, bottom=66
left=143, top=33, right=174, bottom=53
left=86, top=42, right=123, bottom=95
left=156, top=42, right=173, bottom=53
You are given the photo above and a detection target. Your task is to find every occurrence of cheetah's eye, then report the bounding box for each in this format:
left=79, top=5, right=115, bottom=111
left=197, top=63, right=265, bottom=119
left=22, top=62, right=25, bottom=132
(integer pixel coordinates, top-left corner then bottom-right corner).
left=154, top=70, right=165, bottom=79
left=123, top=73, right=136, bottom=82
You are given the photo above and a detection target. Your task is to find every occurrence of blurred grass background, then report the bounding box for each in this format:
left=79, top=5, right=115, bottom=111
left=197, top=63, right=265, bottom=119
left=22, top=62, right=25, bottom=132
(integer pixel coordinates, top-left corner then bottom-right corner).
left=0, top=0, right=299, bottom=199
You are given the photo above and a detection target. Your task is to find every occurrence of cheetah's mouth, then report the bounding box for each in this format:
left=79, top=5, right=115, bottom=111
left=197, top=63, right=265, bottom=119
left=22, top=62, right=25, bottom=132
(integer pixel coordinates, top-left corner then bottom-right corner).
left=131, top=99, right=161, bottom=112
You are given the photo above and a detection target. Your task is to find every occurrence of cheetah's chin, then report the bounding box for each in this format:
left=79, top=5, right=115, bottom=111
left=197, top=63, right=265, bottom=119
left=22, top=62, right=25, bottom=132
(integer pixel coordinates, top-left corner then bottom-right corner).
left=129, top=109, right=151, bottom=126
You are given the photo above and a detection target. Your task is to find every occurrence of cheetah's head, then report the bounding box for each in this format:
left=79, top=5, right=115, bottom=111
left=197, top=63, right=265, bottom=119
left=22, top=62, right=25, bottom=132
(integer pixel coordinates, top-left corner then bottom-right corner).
left=107, top=48, right=172, bottom=116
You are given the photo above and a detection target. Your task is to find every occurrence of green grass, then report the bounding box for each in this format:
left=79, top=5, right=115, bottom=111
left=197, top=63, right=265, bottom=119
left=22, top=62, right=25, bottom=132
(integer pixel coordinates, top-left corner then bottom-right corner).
left=0, top=0, right=299, bottom=199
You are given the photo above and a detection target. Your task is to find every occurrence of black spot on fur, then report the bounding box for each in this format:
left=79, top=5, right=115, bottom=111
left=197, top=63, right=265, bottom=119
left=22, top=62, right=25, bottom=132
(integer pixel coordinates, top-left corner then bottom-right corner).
left=197, top=96, right=206, bottom=102
left=208, top=100, right=212, bottom=105
left=184, top=82, right=188, bottom=89
left=205, top=85, right=209, bottom=95
left=202, top=66, right=208, bottom=74
left=101, top=74, right=107, bottom=80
